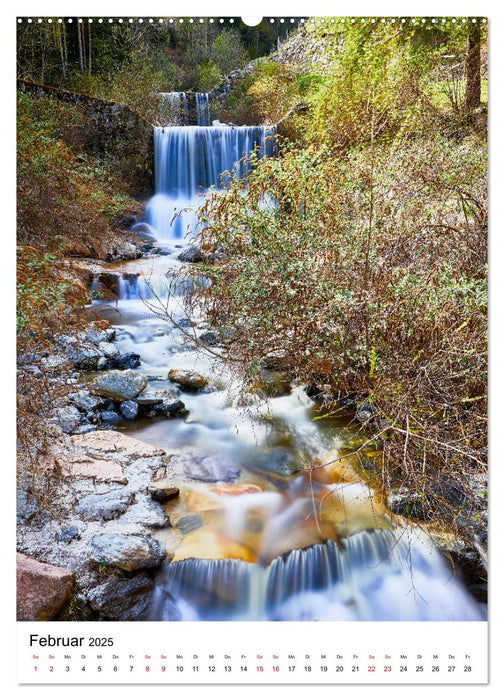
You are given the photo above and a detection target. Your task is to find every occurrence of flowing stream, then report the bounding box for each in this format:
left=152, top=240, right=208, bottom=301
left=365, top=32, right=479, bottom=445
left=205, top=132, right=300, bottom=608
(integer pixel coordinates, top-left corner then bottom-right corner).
left=91, top=108, right=485, bottom=622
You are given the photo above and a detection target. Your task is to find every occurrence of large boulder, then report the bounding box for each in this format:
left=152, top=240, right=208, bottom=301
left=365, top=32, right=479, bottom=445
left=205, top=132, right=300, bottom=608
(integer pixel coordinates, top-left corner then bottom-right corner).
left=17, top=553, right=74, bottom=621
left=91, top=534, right=166, bottom=572
left=91, top=369, right=147, bottom=401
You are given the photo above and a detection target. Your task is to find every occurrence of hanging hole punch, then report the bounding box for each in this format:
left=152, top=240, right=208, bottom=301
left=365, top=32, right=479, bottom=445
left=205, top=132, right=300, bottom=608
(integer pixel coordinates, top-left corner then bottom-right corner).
left=241, top=17, right=263, bottom=26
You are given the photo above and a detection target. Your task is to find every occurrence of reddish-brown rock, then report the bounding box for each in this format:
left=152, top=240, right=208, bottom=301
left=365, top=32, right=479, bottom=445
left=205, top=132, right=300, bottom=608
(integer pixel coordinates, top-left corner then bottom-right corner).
left=17, top=553, right=74, bottom=621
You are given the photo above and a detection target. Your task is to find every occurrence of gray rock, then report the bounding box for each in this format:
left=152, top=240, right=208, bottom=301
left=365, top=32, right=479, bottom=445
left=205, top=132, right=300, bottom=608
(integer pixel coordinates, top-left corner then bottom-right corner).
left=135, top=393, right=164, bottom=406
left=100, top=410, right=121, bottom=423
left=148, top=480, right=180, bottom=503
left=178, top=244, right=203, bottom=263
left=120, top=400, right=138, bottom=420
left=168, top=368, right=209, bottom=390
left=51, top=405, right=82, bottom=434
left=120, top=496, right=170, bottom=528
left=73, top=423, right=97, bottom=435
left=55, top=526, right=79, bottom=543
left=91, top=534, right=166, bottom=571
left=199, top=331, right=220, bottom=346
left=83, top=328, right=109, bottom=344
left=387, top=489, right=426, bottom=520
left=98, top=341, right=120, bottom=359
left=75, top=489, right=135, bottom=521
left=87, top=573, right=155, bottom=620
left=64, top=343, right=103, bottom=371
left=17, top=490, right=38, bottom=523
left=179, top=452, right=240, bottom=483
left=40, top=354, right=68, bottom=371
left=155, top=399, right=188, bottom=417
left=91, top=370, right=148, bottom=401
left=356, top=401, right=377, bottom=423
left=110, top=352, right=141, bottom=370
left=70, top=391, right=103, bottom=413
left=176, top=515, right=203, bottom=534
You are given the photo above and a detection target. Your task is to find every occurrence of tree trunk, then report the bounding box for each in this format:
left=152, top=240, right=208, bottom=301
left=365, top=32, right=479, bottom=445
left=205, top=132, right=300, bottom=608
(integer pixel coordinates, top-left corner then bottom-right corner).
left=77, top=20, right=86, bottom=73
left=465, top=21, right=481, bottom=111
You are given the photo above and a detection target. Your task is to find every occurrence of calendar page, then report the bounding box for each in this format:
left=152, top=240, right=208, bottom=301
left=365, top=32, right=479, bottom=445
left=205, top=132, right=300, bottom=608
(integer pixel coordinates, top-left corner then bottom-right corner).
left=14, top=3, right=489, bottom=688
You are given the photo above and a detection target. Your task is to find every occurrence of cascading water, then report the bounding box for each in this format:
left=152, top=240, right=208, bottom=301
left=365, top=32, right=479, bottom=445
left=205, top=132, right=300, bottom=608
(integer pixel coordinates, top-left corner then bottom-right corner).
left=145, top=123, right=276, bottom=240
left=91, top=89, right=485, bottom=625
left=150, top=529, right=484, bottom=622
left=195, top=92, right=211, bottom=126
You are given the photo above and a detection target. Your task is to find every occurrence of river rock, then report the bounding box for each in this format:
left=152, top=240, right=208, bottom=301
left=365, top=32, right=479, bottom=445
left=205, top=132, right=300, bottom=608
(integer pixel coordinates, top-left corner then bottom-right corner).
left=17, top=553, right=74, bottom=621
left=51, top=405, right=83, bottom=434
left=148, top=479, right=180, bottom=503
left=254, top=369, right=292, bottom=397
left=91, top=534, right=166, bottom=571
left=387, top=488, right=426, bottom=520
left=155, top=399, right=188, bottom=418
left=120, top=400, right=139, bottom=420
left=75, top=489, right=135, bottom=521
left=168, top=368, right=209, bottom=390
left=100, top=410, right=121, bottom=423
left=169, top=451, right=240, bottom=483
left=198, top=330, right=220, bottom=346
left=65, top=343, right=103, bottom=371
left=87, top=573, right=156, bottom=621
left=98, top=341, right=120, bottom=358
left=356, top=401, right=378, bottom=423
left=110, top=352, right=141, bottom=370
left=178, top=245, right=203, bottom=263
left=91, top=369, right=148, bottom=401
left=69, top=390, right=103, bottom=413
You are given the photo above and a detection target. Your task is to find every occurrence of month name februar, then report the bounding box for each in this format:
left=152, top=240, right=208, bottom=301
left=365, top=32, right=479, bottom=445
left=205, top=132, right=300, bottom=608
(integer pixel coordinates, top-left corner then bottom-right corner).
left=29, top=635, right=84, bottom=647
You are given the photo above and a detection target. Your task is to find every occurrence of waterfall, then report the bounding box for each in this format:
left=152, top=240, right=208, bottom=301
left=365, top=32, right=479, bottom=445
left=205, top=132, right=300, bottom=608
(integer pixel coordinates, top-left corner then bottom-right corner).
left=145, top=124, right=276, bottom=240
left=196, top=92, right=211, bottom=126
left=150, top=529, right=485, bottom=622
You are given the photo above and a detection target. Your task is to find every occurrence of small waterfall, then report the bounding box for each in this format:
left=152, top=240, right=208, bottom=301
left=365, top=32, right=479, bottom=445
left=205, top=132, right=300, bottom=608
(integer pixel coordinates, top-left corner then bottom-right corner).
left=93, top=271, right=196, bottom=302
left=196, top=92, right=211, bottom=125
left=146, top=124, right=276, bottom=240
left=151, top=529, right=485, bottom=622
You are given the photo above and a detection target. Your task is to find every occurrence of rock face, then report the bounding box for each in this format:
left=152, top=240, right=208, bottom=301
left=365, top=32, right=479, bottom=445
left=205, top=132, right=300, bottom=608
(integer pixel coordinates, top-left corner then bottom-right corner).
left=91, top=369, right=148, bottom=401
left=17, top=553, right=74, bottom=621
left=91, top=534, right=167, bottom=571
left=168, top=368, right=209, bottom=390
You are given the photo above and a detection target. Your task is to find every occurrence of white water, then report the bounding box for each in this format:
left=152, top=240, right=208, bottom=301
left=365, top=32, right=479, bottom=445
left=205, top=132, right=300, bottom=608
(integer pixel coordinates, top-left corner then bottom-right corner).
left=151, top=529, right=484, bottom=622
left=145, top=123, right=276, bottom=240
left=91, top=106, right=485, bottom=624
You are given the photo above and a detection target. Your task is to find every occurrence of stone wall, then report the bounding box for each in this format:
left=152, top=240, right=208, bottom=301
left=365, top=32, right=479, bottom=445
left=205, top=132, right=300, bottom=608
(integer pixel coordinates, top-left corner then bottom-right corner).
left=18, top=79, right=154, bottom=192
